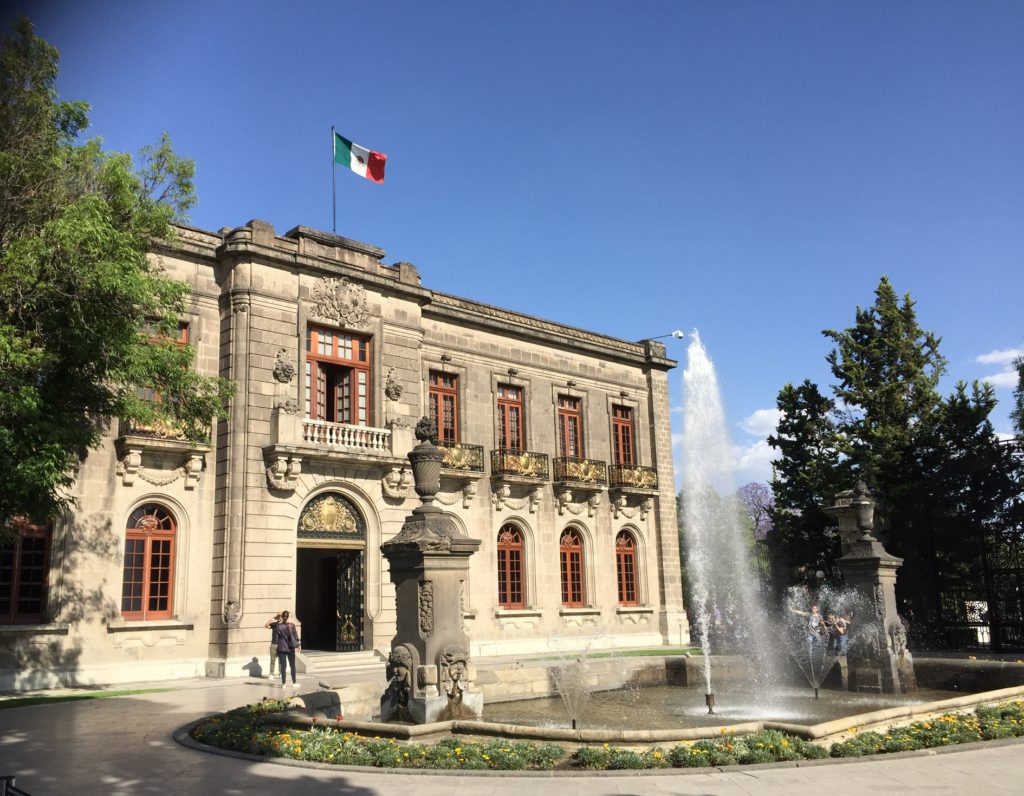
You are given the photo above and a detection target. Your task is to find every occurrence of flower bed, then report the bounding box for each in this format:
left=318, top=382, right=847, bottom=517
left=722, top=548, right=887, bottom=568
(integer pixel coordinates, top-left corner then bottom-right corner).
left=189, top=699, right=1024, bottom=771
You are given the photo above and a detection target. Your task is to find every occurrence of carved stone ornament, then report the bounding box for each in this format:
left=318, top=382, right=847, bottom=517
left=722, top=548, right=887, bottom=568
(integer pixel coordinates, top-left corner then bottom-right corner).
left=382, top=467, right=412, bottom=499
left=273, top=348, right=296, bottom=383
left=310, top=276, right=371, bottom=328
left=384, top=368, right=404, bottom=401
left=117, top=450, right=204, bottom=490
left=418, top=581, right=434, bottom=637
left=384, top=645, right=414, bottom=707
left=275, top=397, right=300, bottom=415
left=266, top=455, right=302, bottom=492
left=223, top=600, right=242, bottom=624
left=439, top=645, right=470, bottom=697
left=888, top=620, right=908, bottom=656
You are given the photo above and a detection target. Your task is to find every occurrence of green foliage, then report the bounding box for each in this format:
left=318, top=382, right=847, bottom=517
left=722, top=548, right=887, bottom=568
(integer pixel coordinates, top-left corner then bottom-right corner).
left=768, top=380, right=844, bottom=581
left=830, top=703, right=1024, bottom=757
left=767, top=277, right=1023, bottom=612
left=0, top=18, right=233, bottom=534
left=1011, top=356, right=1024, bottom=438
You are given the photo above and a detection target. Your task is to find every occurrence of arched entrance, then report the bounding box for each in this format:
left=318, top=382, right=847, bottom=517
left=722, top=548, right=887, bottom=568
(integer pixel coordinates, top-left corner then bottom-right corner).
left=295, top=493, right=366, bottom=652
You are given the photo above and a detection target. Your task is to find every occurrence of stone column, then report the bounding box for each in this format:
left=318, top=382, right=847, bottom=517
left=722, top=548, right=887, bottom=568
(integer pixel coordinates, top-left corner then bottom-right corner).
left=380, top=418, right=482, bottom=724
left=830, top=483, right=915, bottom=693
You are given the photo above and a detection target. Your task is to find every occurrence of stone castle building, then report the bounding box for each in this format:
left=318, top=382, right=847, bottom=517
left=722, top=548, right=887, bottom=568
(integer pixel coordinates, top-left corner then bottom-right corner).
left=0, top=220, right=687, bottom=690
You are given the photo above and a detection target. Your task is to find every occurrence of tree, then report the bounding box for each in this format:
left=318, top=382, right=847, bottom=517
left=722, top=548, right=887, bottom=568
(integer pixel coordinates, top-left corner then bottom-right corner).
left=736, top=482, right=773, bottom=541
left=767, top=380, right=845, bottom=581
left=0, top=19, right=232, bottom=536
left=1011, top=355, right=1024, bottom=438
left=822, top=276, right=946, bottom=504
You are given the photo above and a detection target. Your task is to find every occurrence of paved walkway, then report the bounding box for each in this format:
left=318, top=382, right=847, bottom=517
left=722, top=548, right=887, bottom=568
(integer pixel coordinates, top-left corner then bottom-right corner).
left=2, top=675, right=1023, bottom=795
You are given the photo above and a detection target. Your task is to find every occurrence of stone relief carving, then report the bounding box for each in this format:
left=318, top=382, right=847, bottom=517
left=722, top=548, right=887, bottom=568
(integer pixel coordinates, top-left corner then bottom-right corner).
left=116, top=452, right=204, bottom=489
left=384, top=645, right=414, bottom=708
left=439, top=645, right=470, bottom=698
left=275, top=397, right=300, bottom=415
left=301, top=495, right=358, bottom=534
left=435, top=480, right=477, bottom=509
left=223, top=600, right=242, bottom=624
left=888, top=620, right=908, bottom=656
left=490, top=484, right=543, bottom=513
left=310, top=276, right=371, bottom=328
left=418, top=581, right=434, bottom=637
left=273, top=348, right=296, bottom=383
left=265, top=455, right=302, bottom=492
left=384, top=368, right=404, bottom=401
left=381, top=467, right=412, bottom=499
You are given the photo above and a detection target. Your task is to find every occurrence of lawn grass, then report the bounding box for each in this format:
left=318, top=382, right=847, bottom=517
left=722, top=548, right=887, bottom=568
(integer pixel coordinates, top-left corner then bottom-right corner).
left=0, top=687, right=173, bottom=709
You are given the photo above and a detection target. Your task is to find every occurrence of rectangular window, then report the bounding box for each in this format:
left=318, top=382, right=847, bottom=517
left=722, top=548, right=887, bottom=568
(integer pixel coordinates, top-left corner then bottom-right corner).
left=429, top=371, right=459, bottom=444
left=612, top=405, right=635, bottom=466
left=0, top=522, right=51, bottom=624
left=557, top=395, right=583, bottom=458
left=497, top=384, right=524, bottom=451
left=305, top=325, right=372, bottom=426
left=137, top=322, right=189, bottom=404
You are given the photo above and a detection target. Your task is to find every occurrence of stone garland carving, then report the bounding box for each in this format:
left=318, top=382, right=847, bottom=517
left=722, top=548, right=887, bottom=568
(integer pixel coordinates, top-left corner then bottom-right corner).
left=439, top=645, right=470, bottom=698
left=273, top=348, right=296, bottom=383
left=418, top=581, right=434, bottom=637
left=381, top=467, right=412, bottom=499
left=384, top=368, right=403, bottom=401
left=265, top=455, right=302, bottom=492
left=117, top=452, right=203, bottom=489
left=434, top=481, right=477, bottom=509
left=611, top=495, right=653, bottom=520
left=310, top=276, right=371, bottom=329
left=556, top=490, right=602, bottom=517
left=491, top=485, right=543, bottom=513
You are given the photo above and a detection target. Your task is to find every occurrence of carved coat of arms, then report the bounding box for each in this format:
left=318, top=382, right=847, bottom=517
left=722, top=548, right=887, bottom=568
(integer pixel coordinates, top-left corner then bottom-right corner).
left=310, top=277, right=371, bottom=328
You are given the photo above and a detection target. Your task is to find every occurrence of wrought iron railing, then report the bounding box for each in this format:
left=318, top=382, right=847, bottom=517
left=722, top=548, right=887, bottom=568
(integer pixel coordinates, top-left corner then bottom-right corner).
left=438, top=442, right=485, bottom=473
left=490, top=448, right=549, bottom=479
left=608, top=464, right=658, bottom=490
left=552, top=456, right=607, bottom=485
left=302, top=419, right=391, bottom=452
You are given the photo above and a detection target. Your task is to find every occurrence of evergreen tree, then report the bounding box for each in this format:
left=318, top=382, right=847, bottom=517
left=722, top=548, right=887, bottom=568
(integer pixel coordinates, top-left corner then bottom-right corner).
left=0, top=19, right=232, bottom=535
left=1011, top=355, right=1024, bottom=438
left=767, top=380, right=845, bottom=582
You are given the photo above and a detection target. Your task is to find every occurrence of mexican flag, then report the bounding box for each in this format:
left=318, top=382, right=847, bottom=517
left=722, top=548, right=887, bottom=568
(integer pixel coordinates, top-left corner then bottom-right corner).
left=334, top=132, right=387, bottom=184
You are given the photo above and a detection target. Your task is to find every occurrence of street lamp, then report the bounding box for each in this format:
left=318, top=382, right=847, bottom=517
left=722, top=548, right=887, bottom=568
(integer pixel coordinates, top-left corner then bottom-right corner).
left=643, top=330, right=685, bottom=342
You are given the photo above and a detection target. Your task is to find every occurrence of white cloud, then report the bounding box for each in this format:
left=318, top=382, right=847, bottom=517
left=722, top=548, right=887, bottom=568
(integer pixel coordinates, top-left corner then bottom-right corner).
left=733, top=438, right=779, bottom=485
left=981, top=370, right=1020, bottom=389
left=738, top=408, right=782, bottom=437
left=975, top=348, right=1024, bottom=366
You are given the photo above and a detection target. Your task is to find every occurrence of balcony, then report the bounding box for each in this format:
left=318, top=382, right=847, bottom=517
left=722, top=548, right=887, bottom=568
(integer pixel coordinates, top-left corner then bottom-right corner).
left=490, top=449, right=549, bottom=480
left=438, top=442, right=486, bottom=474
left=301, top=418, right=391, bottom=451
left=608, top=464, right=659, bottom=491
left=115, top=419, right=211, bottom=490
left=264, top=408, right=409, bottom=492
left=552, top=456, right=607, bottom=486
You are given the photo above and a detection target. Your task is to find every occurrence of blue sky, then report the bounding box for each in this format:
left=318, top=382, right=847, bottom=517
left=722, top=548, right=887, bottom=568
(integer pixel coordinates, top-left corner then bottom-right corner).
left=9, top=1, right=1023, bottom=487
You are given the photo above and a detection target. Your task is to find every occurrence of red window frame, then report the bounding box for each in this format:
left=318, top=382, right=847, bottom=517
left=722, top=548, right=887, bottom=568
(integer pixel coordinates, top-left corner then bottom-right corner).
left=138, top=322, right=189, bottom=404
left=557, top=395, right=583, bottom=458
left=121, top=504, right=177, bottom=620
left=0, top=520, right=51, bottom=624
left=497, top=524, right=525, bottom=609
left=612, top=405, right=635, bottom=466
left=429, top=371, right=459, bottom=444
left=305, top=325, right=372, bottom=426
left=615, top=531, right=638, bottom=606
left=497, top=384, right=524, bottom=452
left=559, top=529, right=585, bottom=607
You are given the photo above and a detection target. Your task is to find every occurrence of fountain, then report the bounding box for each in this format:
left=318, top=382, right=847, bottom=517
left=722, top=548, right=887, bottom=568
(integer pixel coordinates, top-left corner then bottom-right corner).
left=680, top=331, right=783, bottom=712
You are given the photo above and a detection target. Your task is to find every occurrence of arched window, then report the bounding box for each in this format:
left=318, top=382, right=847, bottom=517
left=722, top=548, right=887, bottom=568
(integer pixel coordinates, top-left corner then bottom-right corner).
left=0, top=520, right=51, bottom=624
left=122, top=504, right=177, bottom=620
left=615, top=531, right=638, bottom=606
left=496, top=524, right=525, bottom=609
left=559, top=529, right=585, bottom=607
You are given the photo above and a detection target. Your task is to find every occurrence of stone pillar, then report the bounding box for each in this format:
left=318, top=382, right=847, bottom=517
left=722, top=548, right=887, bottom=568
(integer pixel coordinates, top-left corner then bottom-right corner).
left=830, top=483, right=916, bottom=693
left=380, top=418, right=482, bottom=723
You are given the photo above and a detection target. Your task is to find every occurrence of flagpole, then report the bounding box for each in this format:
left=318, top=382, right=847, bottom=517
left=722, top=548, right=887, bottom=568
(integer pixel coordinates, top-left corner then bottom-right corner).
left=331, top=125, right=337, bottom=234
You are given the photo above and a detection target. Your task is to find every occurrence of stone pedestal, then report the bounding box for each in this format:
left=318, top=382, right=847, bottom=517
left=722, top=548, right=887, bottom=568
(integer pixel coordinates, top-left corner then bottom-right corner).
left=380, top=419, right=482, bottom=723
left=829, top=482, right=915, bottom=694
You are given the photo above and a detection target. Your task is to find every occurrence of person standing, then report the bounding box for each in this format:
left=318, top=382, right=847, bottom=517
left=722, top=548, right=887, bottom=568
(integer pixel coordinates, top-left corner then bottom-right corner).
left=271, top=610, right=300, bottom=688
left=831, top=613, right=851, bottom=656
left=264, top=613, right=282, bottom=678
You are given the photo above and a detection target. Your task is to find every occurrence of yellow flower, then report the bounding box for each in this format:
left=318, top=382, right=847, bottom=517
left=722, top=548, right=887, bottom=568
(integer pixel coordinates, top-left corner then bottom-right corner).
left=482, top=754, right=490, bottom=760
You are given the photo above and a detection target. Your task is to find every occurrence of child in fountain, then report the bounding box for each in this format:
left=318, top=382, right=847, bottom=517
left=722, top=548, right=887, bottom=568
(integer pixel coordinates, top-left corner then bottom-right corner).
left=828, top=612, right=851, bottom=655
left=791, top=605, right=827, bottom=645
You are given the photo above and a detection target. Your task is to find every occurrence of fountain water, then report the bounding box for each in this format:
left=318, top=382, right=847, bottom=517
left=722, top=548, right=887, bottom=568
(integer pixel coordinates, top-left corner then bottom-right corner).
left=681, top=331, right=783, bottom=710
left=783, top=585, right=866, bottom=698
